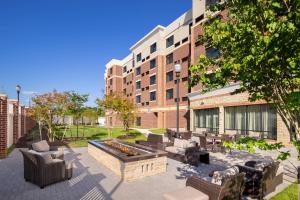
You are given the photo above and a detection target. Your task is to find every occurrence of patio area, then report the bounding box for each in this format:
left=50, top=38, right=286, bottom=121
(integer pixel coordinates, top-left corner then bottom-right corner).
left=0, top=146, right=296, bottom=200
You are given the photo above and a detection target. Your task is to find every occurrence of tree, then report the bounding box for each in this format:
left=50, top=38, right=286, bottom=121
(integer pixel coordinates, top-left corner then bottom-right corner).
left=190, top=0, right=300, bottom=137
left=82, top=107, right=99, bottom=126
left=189, top=1, right=300, bottom=198
left=66, top=92, right=89, bottom=138
left=98, top=93, right=137, bottom=132
left=30, top=91, right=68, bottom=141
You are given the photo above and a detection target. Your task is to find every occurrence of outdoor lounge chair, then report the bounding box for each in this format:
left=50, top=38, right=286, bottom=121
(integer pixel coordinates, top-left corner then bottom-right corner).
left=237, top=160, right=283, bottom=199
left=20, top=149, right=72, bottom=188
left=163, top=167, right=245, bottom=200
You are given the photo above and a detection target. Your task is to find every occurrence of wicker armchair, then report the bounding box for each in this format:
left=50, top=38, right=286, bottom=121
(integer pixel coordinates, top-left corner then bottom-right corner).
left=237, top=160, right=283, bottom=199
left=20, top=149, right=72, bottom=188
left=186, top=172, right=245, bottom=200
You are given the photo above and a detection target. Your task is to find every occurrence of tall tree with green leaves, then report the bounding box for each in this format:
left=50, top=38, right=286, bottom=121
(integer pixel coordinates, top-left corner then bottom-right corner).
left=66, top=92, right=89, bottom=138
left=98, top=93, right=137, bottom=132
left=190, top=0, right=300, bottom=137
left=189, top=1, right=300, bottom=198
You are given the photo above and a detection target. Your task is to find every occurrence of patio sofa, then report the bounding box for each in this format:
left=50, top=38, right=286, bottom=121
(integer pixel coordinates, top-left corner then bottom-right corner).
left=163, top=166, right=245, bottom=200
left=237, top=159, right=283, bottom=199
left=20, top=149, right=72, bottom=188
left=164, top=138, right=199, bottom=163
left=29, top=140, right=64, bottom=160
left=135, top=134, right=171, bottom=150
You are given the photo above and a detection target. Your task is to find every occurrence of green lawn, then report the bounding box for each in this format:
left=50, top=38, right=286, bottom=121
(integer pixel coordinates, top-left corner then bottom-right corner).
left=62, top=126, right=147, bottom=148
left=149, top=128, right=166, bottom=135
left=271, top=183, right=297, bottom=200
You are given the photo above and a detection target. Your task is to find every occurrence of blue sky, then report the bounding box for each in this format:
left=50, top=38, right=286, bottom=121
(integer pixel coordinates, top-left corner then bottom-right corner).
left=0, top=0, right=191, bottom=106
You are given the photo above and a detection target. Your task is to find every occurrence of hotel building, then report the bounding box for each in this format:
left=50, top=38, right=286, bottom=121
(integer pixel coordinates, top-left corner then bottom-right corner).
left=104, top=0, right=291, bottom=144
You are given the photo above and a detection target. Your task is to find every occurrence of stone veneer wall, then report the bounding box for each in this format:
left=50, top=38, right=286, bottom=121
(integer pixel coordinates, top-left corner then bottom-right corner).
left=190, top=92, right=291, bottom=145
left=88, top=143, right=167, bottom=181
left=0, top=96, right=8, bottom=158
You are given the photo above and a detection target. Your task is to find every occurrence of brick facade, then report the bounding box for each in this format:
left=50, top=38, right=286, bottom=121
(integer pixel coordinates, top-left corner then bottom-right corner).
left=0, top=96, right=8, bottom=158
left=21, top=106, right=25, bottom=136
left=12, top=102, right=19, bottom=145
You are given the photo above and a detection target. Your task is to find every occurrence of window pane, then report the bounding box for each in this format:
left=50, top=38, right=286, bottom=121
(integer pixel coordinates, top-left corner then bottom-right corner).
left=225, top=107, right=235, bottom=129
left=235, top=106, right=247, bottom=131
left=166, top=71, right=173, bottom=82
left=248, top=105, right=261, bottom=131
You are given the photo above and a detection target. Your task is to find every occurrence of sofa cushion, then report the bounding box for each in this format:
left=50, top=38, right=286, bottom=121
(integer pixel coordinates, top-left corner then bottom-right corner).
left=32, top=140, right=50, bottom=152
left=163, top=186, right=209, bottom=200
left=165, top=146, right=186, bottom=155
left=190, top=136, right=200, bottom=145
left=162, top=135, right=170, bottom=143
left=254, top=158, right=274, bottom=171
left=174, top=138, right=184, bottom=148
left=174, top=138, right=196, bottom=149
left=212, top=166, right=239, bottom=185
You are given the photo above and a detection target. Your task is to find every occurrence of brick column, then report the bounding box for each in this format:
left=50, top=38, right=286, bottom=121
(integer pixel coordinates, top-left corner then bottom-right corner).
left=13, top=103, right=18, bottom=144
left=21, top=106, right=25, bottom=136
left=0, top=96, right=8, bottom=158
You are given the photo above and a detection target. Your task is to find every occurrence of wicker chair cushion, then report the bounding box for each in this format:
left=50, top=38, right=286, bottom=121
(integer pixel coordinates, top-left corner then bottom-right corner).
left=41, top=154, right=53, bottom=164
left=163, top=186, right=209, bottom=200
left=165, top=146, right=186, bottom=155
left=174, top=138, right=196, bottom=149
left=212, top=166, right=239, bottom=185
left=32, top=140, right=50, bottom=152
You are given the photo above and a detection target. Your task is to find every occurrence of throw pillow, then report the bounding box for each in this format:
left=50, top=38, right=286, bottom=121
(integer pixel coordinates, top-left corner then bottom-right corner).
left=32, top=140, right=50, bottom=152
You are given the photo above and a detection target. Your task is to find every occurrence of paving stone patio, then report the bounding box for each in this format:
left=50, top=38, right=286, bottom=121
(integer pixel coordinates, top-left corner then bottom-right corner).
left=0, top=147, right=296, bottom=200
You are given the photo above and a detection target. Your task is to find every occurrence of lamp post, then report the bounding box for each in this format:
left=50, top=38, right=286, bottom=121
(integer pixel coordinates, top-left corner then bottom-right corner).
left=175, top=64, right=181, bottom=138
left=16, top=85, right=21, bottom=104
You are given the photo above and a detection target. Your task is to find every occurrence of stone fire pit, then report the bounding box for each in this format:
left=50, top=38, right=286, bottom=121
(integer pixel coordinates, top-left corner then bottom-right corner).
left=88, top=140, right=167, bottom=181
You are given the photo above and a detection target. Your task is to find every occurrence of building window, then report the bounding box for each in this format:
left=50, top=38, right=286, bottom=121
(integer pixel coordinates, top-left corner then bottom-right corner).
left=206, top=47, right=221, bottom=59
left=166, top=35, right=174, bottom=48
left=166, top=53, right=173, bottom=65
left=123, top=89, right=126, bottom=95
left=150, top=43, right=157, bottom=53
left=110, top=68, right=113, bottom=75
left=123, top=66, right=127, bottom=73
left=136, top=81, right=141, bottom=89
left=136, top=67, right=141, bottom=76
left=123, top=77, right=126, bottom=84
left=137, top=53, right=142, bottom=62
left=166, top=71, right=173, bottom=82
left=110, top=79, right=113, bottom=85
left=150, top=75, right=156, bottom=85
left=136, top=95, right=141, bottom=103
left=166, top=89, right=173, bottom=100
left=195, top=14, right=204, bottom=23
left=224, top=104, right=277, bottom=139
left=182, top=37, right=188, bottom=44
left=194, top=108, right=219, bottom=133
left=150, top=91, right=156, bottom=101
left=150, top=59, right=156, bottom=69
